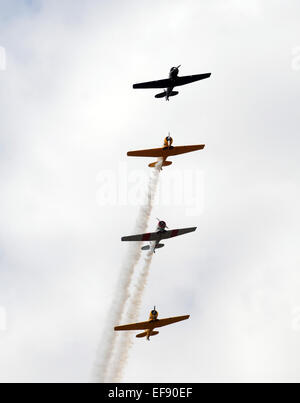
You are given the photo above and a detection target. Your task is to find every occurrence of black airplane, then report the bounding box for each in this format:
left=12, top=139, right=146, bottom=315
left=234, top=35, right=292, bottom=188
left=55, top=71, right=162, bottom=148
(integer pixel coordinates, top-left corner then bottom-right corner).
left=133, top=66, right=211, bottom=101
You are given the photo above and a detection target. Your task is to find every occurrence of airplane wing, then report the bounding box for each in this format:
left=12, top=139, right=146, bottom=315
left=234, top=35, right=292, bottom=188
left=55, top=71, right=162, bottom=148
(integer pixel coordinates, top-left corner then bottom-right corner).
left=159, top=227, right=197, bottom=240
left=167, top=145, right=205, bottom=155
left=115, top=321, right=153, bottom=331
left=133, top=78, right=172, bottom=89
left=114, top=315, right=190, bottom=331
left=176, top=73, right=211, bottom=87
left=127, top=148, right=166, bottom=158
left=133, top=73, right=211, bottom=89
left=151, top=315, right=190, bottom=328
left=122, top=232, right=161, bottom=242
left=122, top=227, right=196, bottom=242
left=127, top=145, right=205, bottom=158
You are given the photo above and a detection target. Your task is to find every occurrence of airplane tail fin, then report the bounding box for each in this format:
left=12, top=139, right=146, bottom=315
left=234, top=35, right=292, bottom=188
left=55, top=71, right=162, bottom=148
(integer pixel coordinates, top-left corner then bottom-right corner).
left=155, top=91, right=179, bottom=99
left=149, top=161, right=172, bottom=168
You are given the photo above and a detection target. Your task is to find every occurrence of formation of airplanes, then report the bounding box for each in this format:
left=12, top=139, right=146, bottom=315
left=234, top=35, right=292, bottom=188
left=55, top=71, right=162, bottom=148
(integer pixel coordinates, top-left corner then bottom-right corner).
left=114, top=66, right=211, bottom=341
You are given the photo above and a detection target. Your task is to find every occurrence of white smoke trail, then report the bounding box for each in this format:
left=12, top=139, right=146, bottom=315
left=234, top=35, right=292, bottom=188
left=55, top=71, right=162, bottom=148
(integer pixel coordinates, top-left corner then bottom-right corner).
left=109, top=249, right=155, bottom=382
left=94, top=160, right=162, bottom=383
left=94, top=243, right=142, bottom=382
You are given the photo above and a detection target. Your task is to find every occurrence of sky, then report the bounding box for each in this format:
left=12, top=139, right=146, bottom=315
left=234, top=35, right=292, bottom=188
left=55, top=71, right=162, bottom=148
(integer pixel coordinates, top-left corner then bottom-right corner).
left=0, top=0, right=300, bottom=383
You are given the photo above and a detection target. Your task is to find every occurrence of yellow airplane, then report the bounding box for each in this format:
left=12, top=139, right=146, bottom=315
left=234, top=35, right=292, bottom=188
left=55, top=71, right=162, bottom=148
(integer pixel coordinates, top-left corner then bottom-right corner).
left=127, top=134, right=205, bottom=168
left=114, top=307, right=190, bottom=341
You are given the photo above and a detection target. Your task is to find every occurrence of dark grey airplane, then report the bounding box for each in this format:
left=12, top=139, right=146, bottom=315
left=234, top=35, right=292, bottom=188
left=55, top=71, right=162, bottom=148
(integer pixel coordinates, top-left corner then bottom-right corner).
left=133, top=66, right=211, bottom=101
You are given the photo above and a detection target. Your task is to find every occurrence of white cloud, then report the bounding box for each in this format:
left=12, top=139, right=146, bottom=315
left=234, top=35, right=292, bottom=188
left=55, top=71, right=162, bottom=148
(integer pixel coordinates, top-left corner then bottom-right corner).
left=0, top=0, right=300, bottom=382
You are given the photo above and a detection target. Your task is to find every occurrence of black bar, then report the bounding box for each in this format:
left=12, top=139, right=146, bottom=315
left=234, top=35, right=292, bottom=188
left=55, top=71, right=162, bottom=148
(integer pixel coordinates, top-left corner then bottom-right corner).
left=97, top=384, right=198, bottom=401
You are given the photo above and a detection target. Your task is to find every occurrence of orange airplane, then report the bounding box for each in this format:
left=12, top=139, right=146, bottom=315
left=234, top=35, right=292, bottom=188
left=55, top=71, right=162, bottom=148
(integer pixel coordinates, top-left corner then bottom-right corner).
left=127, top=134, right=205, bottom=169
left=114, top=307, right=190, bottom=341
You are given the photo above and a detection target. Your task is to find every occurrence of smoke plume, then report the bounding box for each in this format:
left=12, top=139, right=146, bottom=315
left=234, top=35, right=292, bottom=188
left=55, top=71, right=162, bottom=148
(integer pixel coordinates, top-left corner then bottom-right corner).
left=94, top=160, right=162, bottom=382
left=109, top=249, right=155, bottom=382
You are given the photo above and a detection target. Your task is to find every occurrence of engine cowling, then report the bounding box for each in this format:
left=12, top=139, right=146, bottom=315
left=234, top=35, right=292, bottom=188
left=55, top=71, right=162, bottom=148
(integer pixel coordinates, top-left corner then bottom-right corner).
left=164, top=136, right=173, bottom=148
left=150, top=308, right=159, bottom=321
left=158, top=221, right=167, bottom=230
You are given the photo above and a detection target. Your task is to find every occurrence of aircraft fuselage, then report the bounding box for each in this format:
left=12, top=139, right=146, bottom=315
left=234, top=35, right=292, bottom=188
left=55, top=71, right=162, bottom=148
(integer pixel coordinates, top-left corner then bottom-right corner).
left=146, top=309, right=159, bottom=340
left=150, top=221, right=167, bottom=251
left=163, top=67, right=180, bottom=100
left=164, top=86, right=174, bottom=101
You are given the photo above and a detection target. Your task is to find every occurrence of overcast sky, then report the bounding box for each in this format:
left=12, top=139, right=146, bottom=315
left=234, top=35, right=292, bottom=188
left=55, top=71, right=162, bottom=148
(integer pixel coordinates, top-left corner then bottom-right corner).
left=0, top=0, right=300, bottom=383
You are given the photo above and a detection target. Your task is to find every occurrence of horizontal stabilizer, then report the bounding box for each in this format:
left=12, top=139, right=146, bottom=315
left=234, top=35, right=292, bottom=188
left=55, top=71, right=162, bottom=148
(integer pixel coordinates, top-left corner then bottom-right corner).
left=155, top=91, right=167, bottom=99
left=155, top=90, right=179, bottom=99
left=149, top=161, right=172, bottom=168
left=136, top=331, right=148, bottom=338
left=142, top=244, right=164, bottom=251
left=150, top=331, right=159, bottom=337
